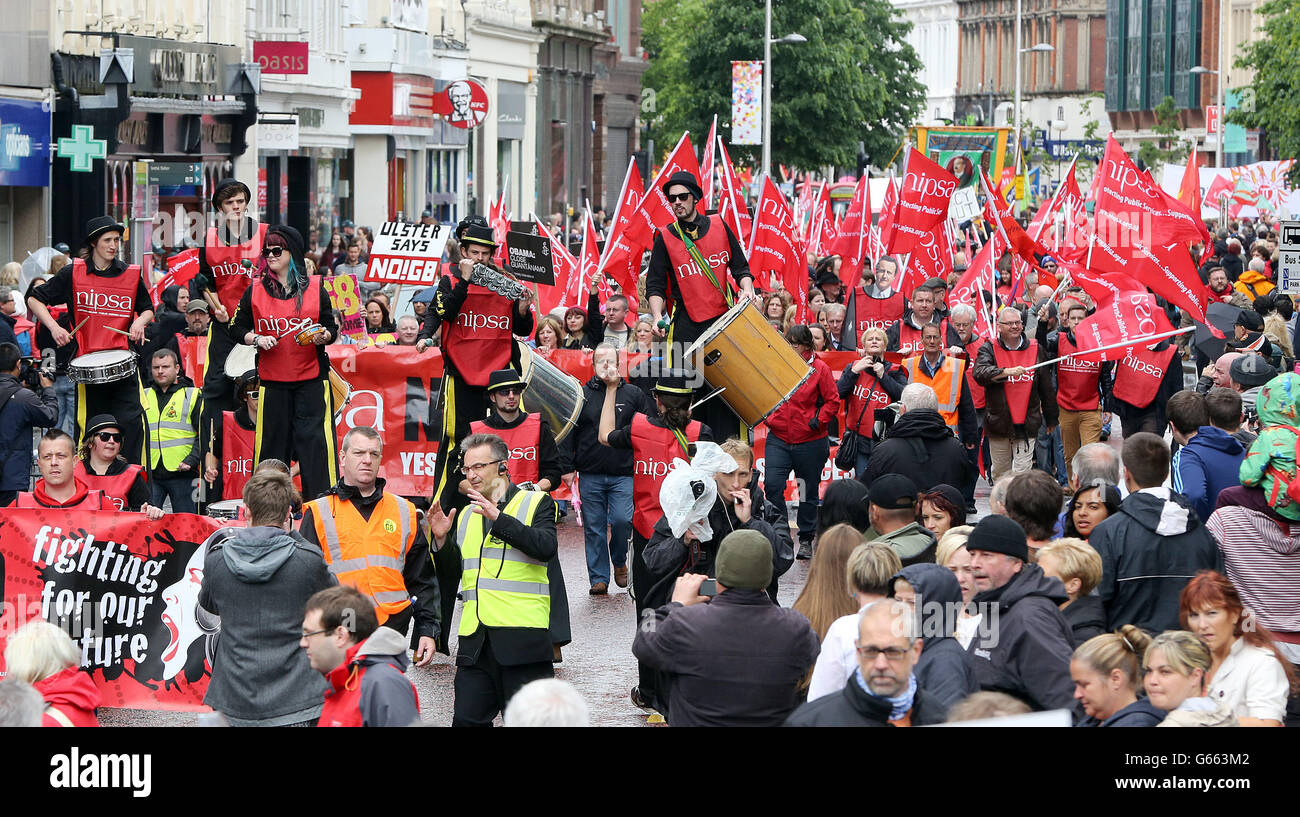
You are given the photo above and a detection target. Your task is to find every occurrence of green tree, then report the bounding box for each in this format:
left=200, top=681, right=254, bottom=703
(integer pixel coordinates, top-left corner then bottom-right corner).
left=1136, top=96, right=1191, bottom=170
left=1231, top=0, right=1300, bottom=183
left=641, top=0, right=925, bottom=171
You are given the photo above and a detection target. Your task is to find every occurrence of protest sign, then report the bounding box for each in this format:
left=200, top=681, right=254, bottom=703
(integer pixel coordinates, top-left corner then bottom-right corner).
left=364, top=221, right=453, bottom=286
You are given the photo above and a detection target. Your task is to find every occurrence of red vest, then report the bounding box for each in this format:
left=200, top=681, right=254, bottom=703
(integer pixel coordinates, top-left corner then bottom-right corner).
left=962, top=335, right=987, bottom=409
left=177, top=334, right=209, bottom=385
left=1056, top=333, right=1103, bottom=412
left=441, top=283, right=513, bottom=387
left=851, top=286, right=906, bottom=338
left=13, top=486, right=109, bottom=509
left=251, top=277, right=323, bottom=382
left=222, top=410, right=256, bottom=501
left=470, top=413, right=541, bottom=485
left=1113, top=345, right=1177, bottom=408
left=844, top=370, right=893, bottom=439
left=895, top=317, right=949, bottom=357
left=73, top=461, right=144, bottom=511
left=629, top=414, right=702, bottom=538
left=661, top=215, right=732, bottom=322
left=206, top=222, right=267, bottom=312
left=71, top=258, right=140, bottom=353
left=992, top=340, right=1039, bottom=425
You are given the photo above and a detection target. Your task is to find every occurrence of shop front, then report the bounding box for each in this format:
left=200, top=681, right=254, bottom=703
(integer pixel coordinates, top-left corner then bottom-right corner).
left=0, top=94, right=52, bottom=263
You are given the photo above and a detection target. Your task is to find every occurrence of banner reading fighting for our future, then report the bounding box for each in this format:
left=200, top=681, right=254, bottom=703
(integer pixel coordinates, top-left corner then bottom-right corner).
left=0, top=511, right=230, bottom=711
left=327, top=344, right=445, bottom=495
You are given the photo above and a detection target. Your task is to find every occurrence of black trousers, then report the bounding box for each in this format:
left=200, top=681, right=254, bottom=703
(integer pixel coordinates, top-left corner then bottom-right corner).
left=452, top=636, right=553, bottom=727
left=630, top=530, right=658, bottom=705
left=200, top=320, right=239, bottom=505
left=76, top=378, right=146, bottom=466
left=254, top=378, right=337, bottom=500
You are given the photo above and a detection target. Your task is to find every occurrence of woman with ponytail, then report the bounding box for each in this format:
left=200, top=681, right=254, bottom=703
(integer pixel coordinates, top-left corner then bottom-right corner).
left=230, top=224, right=339, bottom=499
left=1071, top=626, right=1165, bottom=726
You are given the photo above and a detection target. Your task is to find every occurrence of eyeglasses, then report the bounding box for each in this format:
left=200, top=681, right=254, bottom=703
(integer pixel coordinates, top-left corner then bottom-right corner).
left=260, top=245, right=286, bottom=258
left=998, top=320, right=1023, bottom=327
left=667, top=192, right=694, bottom=203
left=856, top=645, right=911, bottom=661
left=460, top=459, right=504, bottom=476
left=95, top=432, right=123, bottom=443
left=300, top=628, right=333, bottom=639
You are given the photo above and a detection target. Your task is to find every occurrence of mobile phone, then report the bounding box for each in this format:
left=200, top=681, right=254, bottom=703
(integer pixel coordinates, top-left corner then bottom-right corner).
left=699, top=578, right=717, bottom=597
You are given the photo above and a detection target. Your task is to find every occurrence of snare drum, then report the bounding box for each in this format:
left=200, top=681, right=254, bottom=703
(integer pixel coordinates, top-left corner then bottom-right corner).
left=224, top=344, right=257, bottom=380
left=295, top=324, right=329, bottom=346
left=68, top=349, right=137, bottom=385
left=684, top=301, right=812, bottom=426
left=517, top=342, right=584, bottom=442
left=328, top=367, right=352, bottom=413
left=207, top=499, right=246, bottom=521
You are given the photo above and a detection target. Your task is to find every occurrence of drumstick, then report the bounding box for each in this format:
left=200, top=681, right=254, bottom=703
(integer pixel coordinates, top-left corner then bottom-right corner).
left=690, top=386, right=727, bottom=412
left=204, top=288, right=226, bottom=316
left=104, top=326, right=132, bottom=337
left=71, top=316, right=90, bottom=335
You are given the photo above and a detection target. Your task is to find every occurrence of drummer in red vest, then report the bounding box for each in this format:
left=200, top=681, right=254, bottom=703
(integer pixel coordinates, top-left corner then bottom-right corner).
left=27, top=216, right=155, bottom=464
left=972, top=306, right=1058, bottom=483
left=469, top=368, right=571, bottom=662
left=229, top=225, right=338, bottom=500
left=13, top=429, right=111, bottom=509
left=416, top=214, right=535, bottom=514
left=645, top=171, right=757, bottom=442
left=196, top=179, right=265, bottom=456
left=839, top=256, right=906, bottom=351
left=598, top=369, right=712, bottom=712
left=203, top=370, right=262, bottom=502
left=72, top=413, right=162, bottom=517
left=1036, top=300, right=1114, bottom=485
left=885, top=283, right=963, bottom=358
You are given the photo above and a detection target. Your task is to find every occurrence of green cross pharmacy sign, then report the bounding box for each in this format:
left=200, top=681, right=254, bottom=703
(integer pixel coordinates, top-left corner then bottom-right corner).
left=57, top=125, right=107, bottom=172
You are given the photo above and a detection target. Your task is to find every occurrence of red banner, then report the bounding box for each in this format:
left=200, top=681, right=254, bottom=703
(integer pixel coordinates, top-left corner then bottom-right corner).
left=0, top=511, right=234, bottom=711
left=177, top=335, right=208, bottom=386
left=750, top=176, right=810, bottom=323
left=1072, top=291, right=1175, bottom=362
left=829, top=175, right=871, bottom=287
left=887, top=149, right=958, bottom=256
left=597, top=158, right=645, bottom=311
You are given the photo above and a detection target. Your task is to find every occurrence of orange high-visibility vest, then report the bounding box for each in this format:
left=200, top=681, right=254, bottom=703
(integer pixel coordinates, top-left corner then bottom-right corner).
left=903, top=354, right=966, bottom=432
left=307, top=492, right=416, bottom=622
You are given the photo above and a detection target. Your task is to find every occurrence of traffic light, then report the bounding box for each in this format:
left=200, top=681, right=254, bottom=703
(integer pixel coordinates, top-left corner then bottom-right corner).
left=856, top=141, right=869, bottom=179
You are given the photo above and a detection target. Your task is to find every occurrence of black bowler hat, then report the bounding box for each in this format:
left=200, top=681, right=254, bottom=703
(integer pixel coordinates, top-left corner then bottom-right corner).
left=457, top=214, right=497, bottom=248
left=661, top=171, right=703, bottom=202
left=486, top=368, right=527, bottom=394
left=83, top=216, right=125, bottom=246
left=653, top=371, right=696, bottom=396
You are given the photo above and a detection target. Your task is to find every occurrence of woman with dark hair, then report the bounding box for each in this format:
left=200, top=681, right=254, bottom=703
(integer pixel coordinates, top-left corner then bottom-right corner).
left=918, top=484, right=966, bottom=539
left=816, top=479, right=871, bottom=538
left=140, top=283, right=190, bottom=385
left=230, top=224, right=339, bottom=499
left=364, top=297, right=396, bottom=341
left=318, top=231, right=345, bottom=272
left=1180, top=570, right=1298, bottom=726
left=73, top=413, right=158, bottom=517
left=533, top=314, right=564, bottom=356
left=1064, top=482, right=1122, bottom=540
left=764, top=292, right=787, bottom=323
left=560, top=306, right=595, bottom=349
left=808, top=323, right=829, bottom=352
left=765, top=325, right=841, bottom=559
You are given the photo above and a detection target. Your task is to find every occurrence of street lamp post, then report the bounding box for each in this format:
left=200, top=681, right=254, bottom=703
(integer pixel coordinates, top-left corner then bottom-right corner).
left=1190, top=65, right=1224, bottom=169
left=1013, top=32, right=1054, bottom=206
left=761, top=0, right=805, bottom=179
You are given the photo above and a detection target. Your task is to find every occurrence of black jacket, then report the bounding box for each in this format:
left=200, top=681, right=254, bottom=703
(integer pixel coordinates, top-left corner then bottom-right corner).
left=417, top=272, right=534, bottom=380
left=0, top=373, right=58, bottom=492
left=1062, top=593, right=1106, bottom=647
left=860, top=408, right=972, bottom=492
left=632, top=588, right=820, bottom=727
left=893, top=564, right=980, bottom=718
left=1038, top=325, right=1115, bottom=411
left=562, top=377, right=655, bottom=475
left=1090, top=489, right=1222, bottom=634
left=967, top=563, right=1078, bottom=713
left=1077, top=697, right=1166, bottom=727
left=784, top=672, right=944, bottom=726
left=973, top=334, right=1058, bottom=438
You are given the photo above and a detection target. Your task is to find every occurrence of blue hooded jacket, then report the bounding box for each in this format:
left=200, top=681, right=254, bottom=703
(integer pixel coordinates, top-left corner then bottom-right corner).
left=1172, top=425, right=1245, bottom=522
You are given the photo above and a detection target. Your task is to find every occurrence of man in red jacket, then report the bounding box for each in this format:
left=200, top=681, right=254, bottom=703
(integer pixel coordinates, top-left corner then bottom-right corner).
left=763, top=325, right=840, bottom=559
left=300, top=585, right=421, bottom=727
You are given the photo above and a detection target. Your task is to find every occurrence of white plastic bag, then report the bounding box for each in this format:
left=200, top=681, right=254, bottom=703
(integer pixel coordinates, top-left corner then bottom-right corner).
left=658, top=441, right=738, bottom=540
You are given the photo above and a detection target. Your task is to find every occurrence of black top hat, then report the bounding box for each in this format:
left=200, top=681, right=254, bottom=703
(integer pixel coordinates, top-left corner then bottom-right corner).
left=486, top=368, right=527, bottom=393
left=84, top=216, right=125, bottom=246
left=653, top=371, right=696, bottom=396
left=457, top=214, right=497, bottom=248
left=661, top=171, right=704, bottom=202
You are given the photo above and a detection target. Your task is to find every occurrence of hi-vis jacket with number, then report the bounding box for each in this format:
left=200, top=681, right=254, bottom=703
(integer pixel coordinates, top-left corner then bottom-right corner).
left=307, top=490, right=418, bottom=622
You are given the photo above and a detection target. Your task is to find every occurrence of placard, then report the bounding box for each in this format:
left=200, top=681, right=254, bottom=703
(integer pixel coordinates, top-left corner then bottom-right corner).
left=505, top=230, right=555, bottom=285
left=948, top=186, right=981, bottom=222
left=364, top=221, right=452, bottom=285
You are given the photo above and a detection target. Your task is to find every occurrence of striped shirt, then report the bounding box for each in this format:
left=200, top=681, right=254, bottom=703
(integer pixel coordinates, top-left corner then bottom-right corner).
left=1206, top=506, right=1300, bottom=635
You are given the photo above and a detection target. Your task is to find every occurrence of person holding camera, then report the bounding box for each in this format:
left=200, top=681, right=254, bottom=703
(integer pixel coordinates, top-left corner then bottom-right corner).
left=837, top=327, right=908, bottom=478
left=0, top=342, right=58, bottom=507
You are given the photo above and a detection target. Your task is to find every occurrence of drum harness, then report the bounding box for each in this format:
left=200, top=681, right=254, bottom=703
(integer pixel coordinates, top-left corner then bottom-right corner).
left=670, top=222, right=734, bottom=310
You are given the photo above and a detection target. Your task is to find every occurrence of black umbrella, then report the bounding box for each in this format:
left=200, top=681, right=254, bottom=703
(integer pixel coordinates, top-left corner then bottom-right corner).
left=1193, top=301, right=1243, bottom=363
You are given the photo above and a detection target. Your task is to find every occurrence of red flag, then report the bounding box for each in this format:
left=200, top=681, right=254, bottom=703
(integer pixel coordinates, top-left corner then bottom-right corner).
left=700, top=116, right=717, bottom=210
left=533, top=215, right=580, bottom=316
left=1059, top=261, right=1145, bottom=307
left=1177, top=149, right=1201, bottom=211
left=1071, top=291, right=1176, bottom=363
left=886, top=149, right=958, bottom=256
left=168, top=248, right=201, bottom=287
left=811, top=184, right=836, bottom=257
left=625, top=132, right=703, bottom=250
left=876, top=176, right=899, bottom=256
left=750, top=176, right=810, bottom=323
left=597, top=158, right=644, bottom=312
left=150, top=270, right=175, bottom=308
left=980, top=167, right=1045, bottom=265
left=829, top=175, right=872, bottom=287
left=951, top=231, right=1006, bottom=337
left=716, top=137, right=753, bottom=254
left=1198, top=171, right=1231, bottom=210
left=898, top=221, right=951, bottom=296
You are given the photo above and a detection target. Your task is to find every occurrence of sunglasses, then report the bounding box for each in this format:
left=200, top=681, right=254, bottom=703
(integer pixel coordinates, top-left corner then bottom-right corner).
left=667, top=192, right=694, bottom=203
left=260, top=245, right=286, bottom=258
left=95, top=431, right=123, bottom=443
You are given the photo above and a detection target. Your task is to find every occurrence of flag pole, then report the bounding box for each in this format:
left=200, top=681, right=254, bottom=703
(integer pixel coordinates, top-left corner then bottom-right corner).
left=1025, top=326, right=1195, bottom=371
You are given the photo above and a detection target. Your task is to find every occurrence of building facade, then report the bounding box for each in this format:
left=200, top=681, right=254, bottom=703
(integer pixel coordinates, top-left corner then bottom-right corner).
left=893, top=0, right=960, bottom=125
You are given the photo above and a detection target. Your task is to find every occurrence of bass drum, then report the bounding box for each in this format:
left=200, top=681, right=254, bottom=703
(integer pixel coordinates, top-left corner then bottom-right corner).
left=516, top=341, right=584, bottom=442
left=684, top=300, right=812, bottom=426
left=223, top=344, right=257, bottom=381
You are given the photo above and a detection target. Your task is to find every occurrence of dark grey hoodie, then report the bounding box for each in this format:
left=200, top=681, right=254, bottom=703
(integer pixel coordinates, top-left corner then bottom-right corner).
left=199, top=526, right=336, bottom=723
left=891, top=563, right=979, bottom=717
